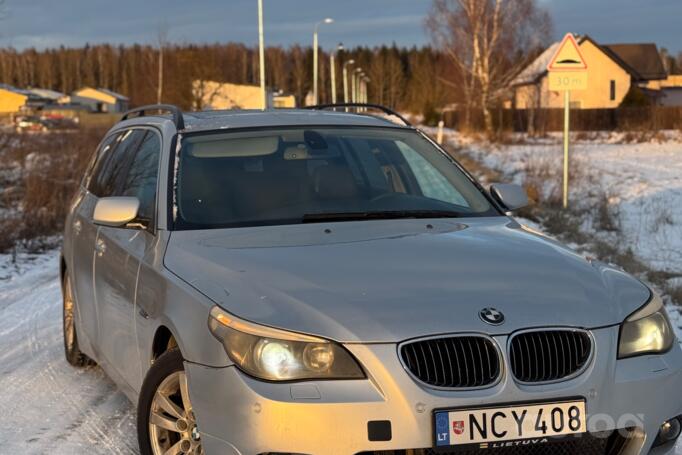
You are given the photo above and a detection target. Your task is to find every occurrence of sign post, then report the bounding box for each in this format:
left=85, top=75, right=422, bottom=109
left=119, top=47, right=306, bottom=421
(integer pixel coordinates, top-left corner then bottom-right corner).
left=547, top=33, right=588, bottom=209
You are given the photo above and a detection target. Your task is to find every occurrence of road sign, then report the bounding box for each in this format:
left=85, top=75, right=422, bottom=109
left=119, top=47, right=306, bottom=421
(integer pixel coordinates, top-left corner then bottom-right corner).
left=548, top=34, right=588, bottom=91
left=546, top=33, right=589, bottom=209
left=548, top=33, right=587, bottom=72
left=548, top=71, right=588, bottom=91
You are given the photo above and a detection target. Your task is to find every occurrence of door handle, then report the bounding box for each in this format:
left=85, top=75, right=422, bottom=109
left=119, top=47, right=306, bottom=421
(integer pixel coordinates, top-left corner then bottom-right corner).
left=73, top=220, right=82, bottom=236
left=95, top=238, right=107, bottom=256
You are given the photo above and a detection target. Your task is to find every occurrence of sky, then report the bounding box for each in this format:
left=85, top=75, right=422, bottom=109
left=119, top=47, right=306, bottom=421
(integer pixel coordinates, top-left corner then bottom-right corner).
left=1, top=0, right=680, bottom=53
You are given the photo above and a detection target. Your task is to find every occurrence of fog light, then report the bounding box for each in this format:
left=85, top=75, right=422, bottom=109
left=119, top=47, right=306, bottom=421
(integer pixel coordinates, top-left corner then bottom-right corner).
left=654, top=418, right=682, bottom=447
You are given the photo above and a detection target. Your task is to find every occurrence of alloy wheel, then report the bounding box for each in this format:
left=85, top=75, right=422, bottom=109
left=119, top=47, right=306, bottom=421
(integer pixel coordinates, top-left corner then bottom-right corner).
left=149, top=371, right=203, bottom=455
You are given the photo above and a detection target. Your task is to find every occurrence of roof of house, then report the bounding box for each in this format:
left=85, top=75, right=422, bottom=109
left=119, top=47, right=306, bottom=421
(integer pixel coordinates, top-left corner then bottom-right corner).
left=29, top=88, right=66, bottom=100
left=73, top=87, right=129, bottom=102
left=511, top=36, right=667, bottom=87
left=511, top=42, right=560, bottom=86
left=0, top=83, right=32, bottom=96
left=602, top=43, right=667, bottom=81
left=95, top=88, right=129, bottom=101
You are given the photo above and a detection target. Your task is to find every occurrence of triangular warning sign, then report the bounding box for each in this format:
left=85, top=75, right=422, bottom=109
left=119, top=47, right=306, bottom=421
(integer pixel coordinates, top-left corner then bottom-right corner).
left=547, top=33, right=588, bottom=71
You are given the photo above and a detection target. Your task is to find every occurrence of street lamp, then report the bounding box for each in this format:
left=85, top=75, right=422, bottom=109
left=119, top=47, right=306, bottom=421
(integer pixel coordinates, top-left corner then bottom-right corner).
left=329, top=43, right=343, bottom=104
left=362, top=76, right=370, bottom=105
left=257, top=0, right=267, bottom=109
left=313, top=17, right=334, bottom=105
left=342, top=59, right=355, bottom=103
left=352, top=67, right=362, bottom=103
left=353, top=68, right=364, bottom=104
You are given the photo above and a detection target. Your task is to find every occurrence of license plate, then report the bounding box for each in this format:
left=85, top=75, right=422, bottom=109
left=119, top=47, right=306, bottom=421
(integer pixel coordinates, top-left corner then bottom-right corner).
left=434, top=400, right=586, bottom=450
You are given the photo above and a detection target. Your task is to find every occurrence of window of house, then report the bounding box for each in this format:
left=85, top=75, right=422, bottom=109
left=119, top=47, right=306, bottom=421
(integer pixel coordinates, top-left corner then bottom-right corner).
left=610, top=80, right=616, bottom=101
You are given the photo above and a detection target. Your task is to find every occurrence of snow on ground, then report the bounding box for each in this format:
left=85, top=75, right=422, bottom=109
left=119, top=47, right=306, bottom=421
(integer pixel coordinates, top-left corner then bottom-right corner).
left=454, top=131, right=682, bottom=274
left=0, top=250, right=137, bottom=454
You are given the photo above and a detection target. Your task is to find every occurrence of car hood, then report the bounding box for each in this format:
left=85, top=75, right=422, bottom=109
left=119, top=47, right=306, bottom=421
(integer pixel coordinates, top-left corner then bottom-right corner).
left=164, top=217, right=649, bottom=343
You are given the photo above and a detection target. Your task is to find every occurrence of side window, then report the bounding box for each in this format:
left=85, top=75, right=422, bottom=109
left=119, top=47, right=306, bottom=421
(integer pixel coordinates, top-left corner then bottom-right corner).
left=88, top=129, right=144, bottom=197
left=396, top=141, right=469, bottom=207
left=120, top=131, right=162, bottom=222
left=82, top=133, right=120, bottom=189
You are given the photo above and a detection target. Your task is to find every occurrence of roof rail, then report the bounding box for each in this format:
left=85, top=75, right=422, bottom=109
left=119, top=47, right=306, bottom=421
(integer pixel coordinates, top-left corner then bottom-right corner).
left=120, top=104, right=185, bottom=130
left=305, top=103, right=412, bottom=127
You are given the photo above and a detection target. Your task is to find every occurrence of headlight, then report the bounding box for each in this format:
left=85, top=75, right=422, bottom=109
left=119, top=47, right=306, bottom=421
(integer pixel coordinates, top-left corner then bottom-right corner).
left=618, top=292, right=675, bottom=359
left=208, top=306, right=365, bottom=381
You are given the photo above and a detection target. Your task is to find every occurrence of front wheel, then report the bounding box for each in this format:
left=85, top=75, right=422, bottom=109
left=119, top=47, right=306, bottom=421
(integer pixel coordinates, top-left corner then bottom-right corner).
left=62, top=271, right=95, bottom=367
left=138, top=349, right=203, bottom=455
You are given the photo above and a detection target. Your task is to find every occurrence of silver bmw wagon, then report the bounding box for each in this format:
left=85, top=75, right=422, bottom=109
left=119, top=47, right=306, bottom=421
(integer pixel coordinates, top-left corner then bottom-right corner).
left=61, top=104, right=682, bottom=455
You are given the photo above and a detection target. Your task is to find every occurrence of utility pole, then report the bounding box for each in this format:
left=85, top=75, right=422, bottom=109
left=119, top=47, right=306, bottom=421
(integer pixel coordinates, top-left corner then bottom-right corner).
left=313, top=18, right=333, bottom=105
left=257, top=0, right=267, bottom=110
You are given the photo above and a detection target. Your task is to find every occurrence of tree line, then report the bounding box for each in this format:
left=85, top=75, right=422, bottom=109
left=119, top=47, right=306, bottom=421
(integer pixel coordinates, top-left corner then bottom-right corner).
left=0, top=43, right=455, bottom=121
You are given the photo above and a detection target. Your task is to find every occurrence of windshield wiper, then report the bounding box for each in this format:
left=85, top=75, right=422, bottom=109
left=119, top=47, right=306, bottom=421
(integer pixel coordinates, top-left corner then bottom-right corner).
left=302, top=210, right=463, bottom=223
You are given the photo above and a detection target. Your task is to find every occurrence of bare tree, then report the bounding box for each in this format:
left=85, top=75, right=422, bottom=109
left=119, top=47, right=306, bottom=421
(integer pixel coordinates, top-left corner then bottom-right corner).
left=426, top=0, right=551, bottom=134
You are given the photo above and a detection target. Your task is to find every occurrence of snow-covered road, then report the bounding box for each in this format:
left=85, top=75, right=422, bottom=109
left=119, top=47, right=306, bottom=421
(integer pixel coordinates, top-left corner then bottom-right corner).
left=0, top=251, right=138, bottom=454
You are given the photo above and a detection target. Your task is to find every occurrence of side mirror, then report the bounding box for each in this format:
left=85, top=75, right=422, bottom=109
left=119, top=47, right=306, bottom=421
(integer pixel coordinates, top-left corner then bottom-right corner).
left=93, top=197, right=140, bottom=227
left=490, top=183, right=529, bottom=212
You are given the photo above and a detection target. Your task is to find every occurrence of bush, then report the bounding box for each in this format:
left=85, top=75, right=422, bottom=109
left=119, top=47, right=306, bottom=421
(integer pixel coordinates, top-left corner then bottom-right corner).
left=0, top=128, right=106, bottom=252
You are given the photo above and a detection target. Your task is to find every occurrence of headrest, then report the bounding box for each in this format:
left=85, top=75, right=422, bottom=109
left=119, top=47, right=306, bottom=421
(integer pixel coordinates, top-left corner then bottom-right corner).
left=313, top=165, right=359, bottom=199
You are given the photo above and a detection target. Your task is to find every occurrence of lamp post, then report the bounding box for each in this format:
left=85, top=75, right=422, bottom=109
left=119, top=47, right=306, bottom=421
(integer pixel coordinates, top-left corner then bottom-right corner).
left=330, top=43, right=343, bottom=104
left=257, top=0, right=266, bottom=110
left=362, top=76, right=370, bottom=105
left=342, top=59, right=355, bottom=103
left=352, top=68, right=362, bottom=103
left=313, top=17, right=333, bottom=105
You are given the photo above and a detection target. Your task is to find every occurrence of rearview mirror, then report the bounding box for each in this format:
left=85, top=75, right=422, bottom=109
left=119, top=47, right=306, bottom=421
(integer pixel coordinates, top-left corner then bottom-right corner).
left=93, top=197, right=140, bottom=227
left=489, top=183, right=529, bottom=212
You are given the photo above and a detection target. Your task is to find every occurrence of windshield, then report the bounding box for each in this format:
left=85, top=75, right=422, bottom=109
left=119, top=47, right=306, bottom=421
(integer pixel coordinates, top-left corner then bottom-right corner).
left=174, top=126, right=499, bottom=229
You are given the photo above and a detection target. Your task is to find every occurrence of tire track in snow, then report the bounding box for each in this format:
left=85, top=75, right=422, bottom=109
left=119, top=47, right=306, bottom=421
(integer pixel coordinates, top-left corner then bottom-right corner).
left=0, top=251, right=138, bottom=454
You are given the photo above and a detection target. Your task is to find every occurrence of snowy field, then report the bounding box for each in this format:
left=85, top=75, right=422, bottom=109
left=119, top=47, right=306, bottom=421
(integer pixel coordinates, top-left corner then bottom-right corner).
left=456, top=131, right=682, bottom=275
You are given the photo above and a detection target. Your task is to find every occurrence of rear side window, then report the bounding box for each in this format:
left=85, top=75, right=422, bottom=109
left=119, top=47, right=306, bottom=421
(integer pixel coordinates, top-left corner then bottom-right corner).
left=88, top=129, right=145, bottom=197
left=119, top=131, right=161, bottom=222
left=82, top=133, right=120, bottom=189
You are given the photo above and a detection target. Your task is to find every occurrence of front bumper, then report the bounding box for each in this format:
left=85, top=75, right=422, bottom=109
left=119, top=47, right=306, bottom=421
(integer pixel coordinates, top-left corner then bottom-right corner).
left=185, top=327, right=682, bottom=455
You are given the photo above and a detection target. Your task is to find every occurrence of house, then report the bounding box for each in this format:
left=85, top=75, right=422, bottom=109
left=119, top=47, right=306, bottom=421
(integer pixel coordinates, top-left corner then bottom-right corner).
left=28, top=88, right=68, bottom=104
left=273, top=94, right=296, bottom=108
left=510, top=36, right=667, bottom=109
left=70, top=87, right=129, bottom=113
left=192, top=81, right=276, bottom=110
left=645, top=75, right=682, bottom=106
left=0, top=84, right=31, bottom=113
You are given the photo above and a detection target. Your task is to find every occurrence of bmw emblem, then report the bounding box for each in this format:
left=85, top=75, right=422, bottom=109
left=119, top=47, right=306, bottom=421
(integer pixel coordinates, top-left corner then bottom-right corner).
left=479, top=307, right=504, bottom=325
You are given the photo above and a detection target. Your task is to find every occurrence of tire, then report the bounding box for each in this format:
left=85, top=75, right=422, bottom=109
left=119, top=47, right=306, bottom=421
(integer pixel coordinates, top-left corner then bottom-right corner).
left=138, top=349, right=203, bottom=455
left=62, top=271, right=95, bottom=367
